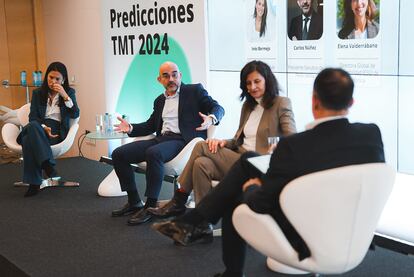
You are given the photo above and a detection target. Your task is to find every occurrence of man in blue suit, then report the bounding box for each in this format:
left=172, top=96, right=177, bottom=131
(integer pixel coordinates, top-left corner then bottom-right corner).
left=111, top=61, right=225, bottom=225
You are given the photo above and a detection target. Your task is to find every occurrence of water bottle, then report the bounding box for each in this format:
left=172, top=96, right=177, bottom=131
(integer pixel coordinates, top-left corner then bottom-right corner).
left=107, top=114, right=114, bottom=134
left=37, top=71, right=42, bottom=86
left=103, top=113, right=109, bottom=134
left=20, top=71, right=27, bottom=86
left=32, top=71, right=37, bottom=86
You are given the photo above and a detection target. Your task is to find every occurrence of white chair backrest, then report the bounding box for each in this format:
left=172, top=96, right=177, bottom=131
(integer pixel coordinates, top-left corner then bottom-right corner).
left=69, top=117, right=79, bottom=127
left=50, top=116, right=80, bottom=157
left=280, top=163, right=395, bottom=271
left=17, top=103, right=31, bottom=127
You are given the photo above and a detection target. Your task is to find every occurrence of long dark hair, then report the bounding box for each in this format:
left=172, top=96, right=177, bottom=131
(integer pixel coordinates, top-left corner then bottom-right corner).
left=253, top=0, right=268, bottom=37
left=339, top=0, right=377, bottom=39
left=239, top=60, right=279, bottom=110
left=40, top=61, right=71, bottom=93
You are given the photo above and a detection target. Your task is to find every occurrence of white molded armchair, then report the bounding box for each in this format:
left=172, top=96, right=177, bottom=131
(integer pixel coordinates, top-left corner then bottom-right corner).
left=1, top=103, right=80, bottom=187
left=232, top=163, right=395, bottom=275
left=97, top=126, right=216, bottom=197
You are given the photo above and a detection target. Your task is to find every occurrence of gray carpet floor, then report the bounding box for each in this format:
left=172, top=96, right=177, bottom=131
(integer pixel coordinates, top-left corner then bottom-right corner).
left=0, top=157, right=413, bottom=277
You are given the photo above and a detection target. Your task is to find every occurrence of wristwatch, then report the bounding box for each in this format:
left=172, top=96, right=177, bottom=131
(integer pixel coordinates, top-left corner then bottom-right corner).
left=63, top=95, right=70, bottom=102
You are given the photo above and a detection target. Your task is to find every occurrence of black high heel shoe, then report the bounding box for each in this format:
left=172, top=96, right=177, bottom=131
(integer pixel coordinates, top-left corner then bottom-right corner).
left=24, top=184, right=40, bottom=197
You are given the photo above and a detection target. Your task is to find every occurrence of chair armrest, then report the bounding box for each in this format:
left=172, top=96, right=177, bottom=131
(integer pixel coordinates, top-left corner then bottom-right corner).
left=118, top=134, right=156, bottom=146
left=133, top=134, right=156, bottom=142
left=164, top=137, right=204, bottom=175
left=51, top=123, right=79, bottom=157
left=207, top=125, right=216, bottom=138
left=17, top=103, right=30, bottom=127
left=1, top=123, right=22, bottom=153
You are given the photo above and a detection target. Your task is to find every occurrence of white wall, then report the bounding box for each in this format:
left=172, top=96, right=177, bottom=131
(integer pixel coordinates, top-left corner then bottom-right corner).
left=42, top=0, right=107, bottom=160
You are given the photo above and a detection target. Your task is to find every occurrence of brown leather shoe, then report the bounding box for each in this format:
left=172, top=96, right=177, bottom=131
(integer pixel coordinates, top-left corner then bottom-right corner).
left=147, top=198, right=187, bottom=218
left=127, top=208, right=153, bottom=225
left=152, top=220, right=213, bottom=246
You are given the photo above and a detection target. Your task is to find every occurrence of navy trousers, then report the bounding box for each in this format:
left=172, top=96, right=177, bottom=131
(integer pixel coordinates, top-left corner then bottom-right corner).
left=18, top=120, right=61, bottom=185
left=111, top=133, right=186, bottom=199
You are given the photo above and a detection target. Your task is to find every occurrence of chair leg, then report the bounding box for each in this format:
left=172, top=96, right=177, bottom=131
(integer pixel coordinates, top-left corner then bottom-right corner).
left=266, top=257, right=309, bottom=274
left=173, top=176, right=180, bottom=191
left=14, top=178, right=79, bottom=189
left=45, top=178, right=79, bottom=188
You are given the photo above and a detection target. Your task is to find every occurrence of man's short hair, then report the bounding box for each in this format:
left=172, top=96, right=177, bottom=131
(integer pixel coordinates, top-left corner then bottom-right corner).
left=313, top=68, right=354, bottom=110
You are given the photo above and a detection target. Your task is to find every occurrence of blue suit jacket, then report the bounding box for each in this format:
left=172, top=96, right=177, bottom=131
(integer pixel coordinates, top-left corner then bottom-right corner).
left=129, top=83, right=224, bottom=143
left=29, top=88, right=80, bottom=140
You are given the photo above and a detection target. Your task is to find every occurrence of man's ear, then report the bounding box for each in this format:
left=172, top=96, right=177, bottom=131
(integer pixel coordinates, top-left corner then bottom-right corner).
left=157, top=76, right=161, bottom=83
left=312, top=93, right=319, bottom=109
left=348, top=98, right=354, bottom=108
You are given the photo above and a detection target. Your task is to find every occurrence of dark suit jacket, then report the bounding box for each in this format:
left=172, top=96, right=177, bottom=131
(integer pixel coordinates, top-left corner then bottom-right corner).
left=29, top=88, right=80, bottom=140
left=129, top=83, right=225, bottom=143
left=244, top=118, right=385, bottom=259
left=288, top=10, right=323, bottom=40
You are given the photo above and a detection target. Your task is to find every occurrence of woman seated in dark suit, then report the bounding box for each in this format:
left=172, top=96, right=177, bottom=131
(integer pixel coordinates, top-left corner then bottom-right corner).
left=149, top=60, right=296, bottom=218
left=18, top=61, right=80, bottom=197
left=338, top=0, right=379, bottom=39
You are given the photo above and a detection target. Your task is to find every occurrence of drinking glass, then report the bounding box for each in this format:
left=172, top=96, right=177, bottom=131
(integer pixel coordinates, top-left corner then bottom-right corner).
left=267, top=136, right=280, bottom=154
left=95, top=114, right=104, bottom=133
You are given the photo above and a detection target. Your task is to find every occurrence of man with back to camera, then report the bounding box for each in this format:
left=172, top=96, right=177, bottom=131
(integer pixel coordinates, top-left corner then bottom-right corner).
left=111, top=61, right=225, bottom=226
left=288, top=0, right=323, bottom=40
left=153, top=68, right=385, bottom=277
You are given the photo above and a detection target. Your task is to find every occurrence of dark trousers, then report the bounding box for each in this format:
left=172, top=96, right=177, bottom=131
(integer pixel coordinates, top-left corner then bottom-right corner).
left=111, top=134, right=185, bottom=199
left=196, top=151, right=261, bottom=273
left=18, top=120, right=61, bottom=185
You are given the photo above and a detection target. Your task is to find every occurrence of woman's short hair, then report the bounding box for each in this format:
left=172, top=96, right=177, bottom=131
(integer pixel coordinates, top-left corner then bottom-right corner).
left=339, top=0, right=377, bottom=38
left=40, top=61, right=71, bottom=92
left=253, top=0, right=268, bottom=37
left=240, top=60, right=279, bottom=110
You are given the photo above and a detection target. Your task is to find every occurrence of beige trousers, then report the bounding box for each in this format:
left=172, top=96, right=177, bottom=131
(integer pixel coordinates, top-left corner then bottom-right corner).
left=177, top=141, right=241, bottom=204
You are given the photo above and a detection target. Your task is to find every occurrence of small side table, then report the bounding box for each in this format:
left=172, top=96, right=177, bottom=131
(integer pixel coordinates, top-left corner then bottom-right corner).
left=86, top=131, right=128, bottom=197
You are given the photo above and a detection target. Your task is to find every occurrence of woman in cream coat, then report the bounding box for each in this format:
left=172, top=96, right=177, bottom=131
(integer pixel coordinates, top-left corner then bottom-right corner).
left=149, top=60, right=296, bottom=218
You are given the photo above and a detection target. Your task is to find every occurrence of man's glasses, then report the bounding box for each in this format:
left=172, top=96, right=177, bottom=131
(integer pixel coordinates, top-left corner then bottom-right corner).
left=161, top=72, right=179, bottom=80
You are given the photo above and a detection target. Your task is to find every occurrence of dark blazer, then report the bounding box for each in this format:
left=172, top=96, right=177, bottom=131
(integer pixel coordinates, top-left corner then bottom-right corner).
left=129, top=83, right=225, bottom=143
left=29, top=88, right=80, bottom=140
left=244, top=118, right=385, bottom=259
left=288, top=10, right=323, bottom=40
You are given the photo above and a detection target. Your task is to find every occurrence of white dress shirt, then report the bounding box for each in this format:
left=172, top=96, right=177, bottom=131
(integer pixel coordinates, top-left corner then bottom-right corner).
left=161, top=89, right=181, bottom=134
left=44, top=94, right=73, bottom=122
left=302, top=14, right=312, bottom=33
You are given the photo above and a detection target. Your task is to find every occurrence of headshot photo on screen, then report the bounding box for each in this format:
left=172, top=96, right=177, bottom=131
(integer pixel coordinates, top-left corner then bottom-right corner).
left=288, top=0, right=323, bottom=41
left=248, top=0, right=276, bottom=42
left=338, top=0, right=380, bottom=40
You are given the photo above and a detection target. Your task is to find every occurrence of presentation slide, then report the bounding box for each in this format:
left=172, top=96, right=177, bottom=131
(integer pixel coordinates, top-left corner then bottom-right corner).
left=399, top=0, right=414, bottom=76
left=207, top=0, right=412, bottom=173
left=209, top=0, right=400, bottom=75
